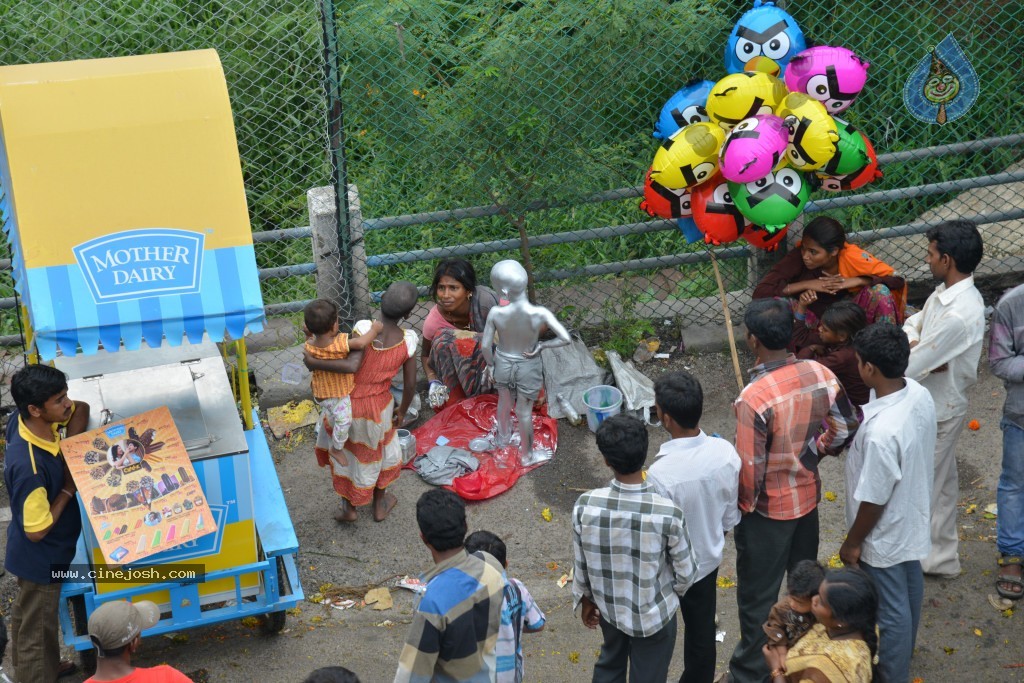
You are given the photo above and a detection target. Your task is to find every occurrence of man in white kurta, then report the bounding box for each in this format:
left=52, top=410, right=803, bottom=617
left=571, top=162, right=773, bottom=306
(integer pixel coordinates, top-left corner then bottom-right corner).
left=903, top=220, right=985, bottom=577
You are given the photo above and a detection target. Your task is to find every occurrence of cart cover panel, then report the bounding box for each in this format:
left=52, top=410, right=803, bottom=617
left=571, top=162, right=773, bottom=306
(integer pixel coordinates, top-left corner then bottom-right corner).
left=0, top=50, right=265, bottom=359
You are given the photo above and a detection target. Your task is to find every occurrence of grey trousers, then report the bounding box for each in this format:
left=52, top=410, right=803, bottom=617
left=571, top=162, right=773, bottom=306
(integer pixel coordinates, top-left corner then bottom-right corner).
left=593, top=614, right=678, bottom=683
left=11, top=577, right=62, bottom=683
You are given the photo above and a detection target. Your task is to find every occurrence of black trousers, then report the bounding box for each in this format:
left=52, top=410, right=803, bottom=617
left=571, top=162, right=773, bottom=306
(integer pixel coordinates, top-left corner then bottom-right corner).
left=593, top=613, right=678, bottom=683
left=728, top=509, right=819, bottom=683
left=679, top=567, right=719, bottom=683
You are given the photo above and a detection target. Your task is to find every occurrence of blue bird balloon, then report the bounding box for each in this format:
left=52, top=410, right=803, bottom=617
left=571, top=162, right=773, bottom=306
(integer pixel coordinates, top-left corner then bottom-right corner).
left=724, top=0, right=807, bottom=75
left=653, top=80, right=715, bottom=140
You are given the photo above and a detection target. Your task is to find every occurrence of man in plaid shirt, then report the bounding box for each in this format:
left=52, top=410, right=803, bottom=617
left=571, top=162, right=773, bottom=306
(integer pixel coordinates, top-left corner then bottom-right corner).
left=572, top=414, right=697, bottom=683
left=726, top=298, right=860, bottom=683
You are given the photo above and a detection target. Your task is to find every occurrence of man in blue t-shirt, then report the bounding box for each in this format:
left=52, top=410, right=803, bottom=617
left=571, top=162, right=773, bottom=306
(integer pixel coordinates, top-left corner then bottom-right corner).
left=5, top=364, right=89, bottom=682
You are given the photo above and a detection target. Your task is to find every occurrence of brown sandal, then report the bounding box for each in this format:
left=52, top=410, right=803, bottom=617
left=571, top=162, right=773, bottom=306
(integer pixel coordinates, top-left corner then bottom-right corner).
left=996, top=555, right=1024, bottom=601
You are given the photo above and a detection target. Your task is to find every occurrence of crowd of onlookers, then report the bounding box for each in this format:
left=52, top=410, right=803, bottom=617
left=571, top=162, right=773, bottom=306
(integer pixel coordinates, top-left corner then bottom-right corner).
left=4, top=217, right=1022, bottom=683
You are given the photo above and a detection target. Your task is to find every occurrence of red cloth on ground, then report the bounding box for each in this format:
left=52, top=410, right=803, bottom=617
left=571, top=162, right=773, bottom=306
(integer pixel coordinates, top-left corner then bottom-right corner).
left=410, top=394, right=557, bottom=501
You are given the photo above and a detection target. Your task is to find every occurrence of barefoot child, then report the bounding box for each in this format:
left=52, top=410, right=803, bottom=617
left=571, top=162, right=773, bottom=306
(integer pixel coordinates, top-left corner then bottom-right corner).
left=304, top=299, right=382, bottom=467
left=465, top=530, right=546, bottom=683
left=795, top=299, right=870, bottom=405
left=303, top=283, right=419, bottom=523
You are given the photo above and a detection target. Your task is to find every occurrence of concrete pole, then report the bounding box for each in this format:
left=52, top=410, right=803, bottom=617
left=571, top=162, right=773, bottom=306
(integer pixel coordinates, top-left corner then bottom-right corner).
left=307, top=184, right=371, bottom=322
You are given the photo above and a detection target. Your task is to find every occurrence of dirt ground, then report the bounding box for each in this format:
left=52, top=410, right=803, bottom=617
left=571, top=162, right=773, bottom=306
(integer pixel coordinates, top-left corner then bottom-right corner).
left=1, top=342, right=1022, bottom=683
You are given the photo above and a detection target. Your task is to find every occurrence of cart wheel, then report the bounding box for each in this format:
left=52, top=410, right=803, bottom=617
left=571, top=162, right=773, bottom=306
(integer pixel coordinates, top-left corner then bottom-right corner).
left=260, top=610, right=287, bottom=635
left=260, top=557, right=288, bottom=634
left=69, top=596, right=98, bottom=675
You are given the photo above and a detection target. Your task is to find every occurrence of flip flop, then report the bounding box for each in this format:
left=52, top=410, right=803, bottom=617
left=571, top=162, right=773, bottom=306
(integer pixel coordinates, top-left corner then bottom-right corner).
left=996, top=555, right=1024, bottom=601
left=988, top=593, right=1016, bottom=611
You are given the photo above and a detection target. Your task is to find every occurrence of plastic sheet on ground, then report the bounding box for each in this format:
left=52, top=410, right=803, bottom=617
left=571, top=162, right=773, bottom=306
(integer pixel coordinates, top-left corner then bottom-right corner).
left=542, top=337, right=609, bottom=420
left=606, top=350, right=658, bottom=424
left=409, top=394, right=557, bottom=500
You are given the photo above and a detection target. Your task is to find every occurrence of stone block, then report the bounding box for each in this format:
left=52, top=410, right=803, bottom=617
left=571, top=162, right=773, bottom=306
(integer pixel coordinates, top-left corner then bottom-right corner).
left=251, top=345, right=309, bottom=409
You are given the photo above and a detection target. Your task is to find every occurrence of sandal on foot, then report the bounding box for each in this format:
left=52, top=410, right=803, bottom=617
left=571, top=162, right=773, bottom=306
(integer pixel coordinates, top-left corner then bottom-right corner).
left=996, top=555, right=1024, bottom=600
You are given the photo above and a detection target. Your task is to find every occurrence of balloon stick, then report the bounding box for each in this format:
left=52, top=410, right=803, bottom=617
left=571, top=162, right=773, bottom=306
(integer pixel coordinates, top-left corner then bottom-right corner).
left=707, top=247, right=744, bottom=393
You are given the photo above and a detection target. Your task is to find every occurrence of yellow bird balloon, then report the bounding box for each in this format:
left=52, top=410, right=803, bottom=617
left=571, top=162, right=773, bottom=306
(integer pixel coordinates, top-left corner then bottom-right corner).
left=775, top=92, right=840, bottom=171
left=650, top=122, right=727, bottom=190
left=705, top=71, right=788, bottom=131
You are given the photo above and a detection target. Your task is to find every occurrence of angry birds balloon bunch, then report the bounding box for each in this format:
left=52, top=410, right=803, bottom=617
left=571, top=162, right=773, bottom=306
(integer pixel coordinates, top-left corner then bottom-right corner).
left=642, top=0, right=882, bottom=250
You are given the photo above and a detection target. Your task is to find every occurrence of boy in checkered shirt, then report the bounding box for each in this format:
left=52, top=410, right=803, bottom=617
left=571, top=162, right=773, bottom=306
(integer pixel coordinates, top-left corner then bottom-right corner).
left=572, top=413, right=697, bottom=682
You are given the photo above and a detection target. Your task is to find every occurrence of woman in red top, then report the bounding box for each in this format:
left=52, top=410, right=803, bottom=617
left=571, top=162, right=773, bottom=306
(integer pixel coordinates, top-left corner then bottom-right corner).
left=753, top=216, right=906, bottom=351
left=420, top=258, right=500, bottom=408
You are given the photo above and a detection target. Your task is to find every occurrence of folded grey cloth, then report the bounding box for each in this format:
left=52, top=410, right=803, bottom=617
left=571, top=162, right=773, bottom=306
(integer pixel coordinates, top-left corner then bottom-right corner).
left=414, top=445, right=480, bottom=486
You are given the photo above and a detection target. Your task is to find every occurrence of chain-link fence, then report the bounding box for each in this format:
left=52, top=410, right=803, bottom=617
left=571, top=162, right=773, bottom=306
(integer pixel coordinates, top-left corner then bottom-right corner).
left=0, top=1, right=334, bottom=354
left=328, top=0, right=1024, bottom=352
left=0, top=1, right=1021, bottom=404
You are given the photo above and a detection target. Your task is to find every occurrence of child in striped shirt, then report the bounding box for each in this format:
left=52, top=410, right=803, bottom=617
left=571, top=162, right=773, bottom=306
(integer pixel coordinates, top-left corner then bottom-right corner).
left=465, top=530, right=545, bottom=683
left=304, top=299, right=381, bottom=465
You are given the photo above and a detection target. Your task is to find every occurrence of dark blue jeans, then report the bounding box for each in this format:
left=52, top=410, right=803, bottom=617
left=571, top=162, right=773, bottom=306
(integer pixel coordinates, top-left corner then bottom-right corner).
left=998, top=418, right=1024, bottom=557
left=862, top=560, right=923, bottom=683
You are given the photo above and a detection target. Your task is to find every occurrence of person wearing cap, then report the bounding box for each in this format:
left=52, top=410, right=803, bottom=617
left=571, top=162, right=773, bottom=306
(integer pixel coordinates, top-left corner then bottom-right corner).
left=5, top=364, right=90, bottom=682
left=85, top=600, right=190, bottom=682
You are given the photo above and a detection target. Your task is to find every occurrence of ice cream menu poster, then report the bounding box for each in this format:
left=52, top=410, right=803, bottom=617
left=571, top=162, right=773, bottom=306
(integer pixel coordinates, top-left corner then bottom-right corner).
left=62, top=406, right=217, bottom=566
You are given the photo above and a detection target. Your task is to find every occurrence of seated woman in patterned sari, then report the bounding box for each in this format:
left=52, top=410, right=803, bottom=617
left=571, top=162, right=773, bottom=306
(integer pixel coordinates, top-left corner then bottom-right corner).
left=421, top=258, right=500, bottom=410
left=753, top=216, right=906, bottom=352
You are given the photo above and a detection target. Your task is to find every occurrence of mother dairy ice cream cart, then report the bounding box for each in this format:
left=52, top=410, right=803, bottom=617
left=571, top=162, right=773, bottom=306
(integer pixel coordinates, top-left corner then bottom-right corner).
left=0, top=50, right=304, bottom=671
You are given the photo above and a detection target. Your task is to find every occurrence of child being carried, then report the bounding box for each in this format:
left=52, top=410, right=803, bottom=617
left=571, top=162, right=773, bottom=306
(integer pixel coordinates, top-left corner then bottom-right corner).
left=304, top=299, right=382, bottom=465
left=763, top=559, right=826, bottom=651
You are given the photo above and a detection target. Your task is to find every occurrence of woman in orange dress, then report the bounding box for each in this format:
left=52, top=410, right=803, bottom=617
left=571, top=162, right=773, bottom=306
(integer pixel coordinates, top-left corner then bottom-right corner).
left=753, top=216, right=907, bottom=351
left=304, top=282, right=419, bottom=523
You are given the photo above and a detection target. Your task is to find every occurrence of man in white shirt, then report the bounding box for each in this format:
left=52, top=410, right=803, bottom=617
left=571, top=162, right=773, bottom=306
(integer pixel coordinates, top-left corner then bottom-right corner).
left=647, top=371, right=741, bottom=683
left=903, top=219, right=984, bottom=578
left=841, top=323, right=936, bottom=683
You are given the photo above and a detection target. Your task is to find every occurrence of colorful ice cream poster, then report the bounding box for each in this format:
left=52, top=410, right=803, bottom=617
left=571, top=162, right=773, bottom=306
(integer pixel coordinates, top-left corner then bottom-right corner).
left=62, top=406, right=217, bottom=565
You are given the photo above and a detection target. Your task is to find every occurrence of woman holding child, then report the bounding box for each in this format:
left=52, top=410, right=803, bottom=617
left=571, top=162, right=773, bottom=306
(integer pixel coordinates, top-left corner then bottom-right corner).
left=302, top=282, right=420, bottom=523
left=763, top=567, right=878, bottom=683
left=421, top=258, right=501, bottom=409
left=753, top=216, right=906, bottom=351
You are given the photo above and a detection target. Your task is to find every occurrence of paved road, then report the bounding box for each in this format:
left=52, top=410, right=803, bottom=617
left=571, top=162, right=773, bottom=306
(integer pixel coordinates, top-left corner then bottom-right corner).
left=1, top=347, right=1020, bottom=682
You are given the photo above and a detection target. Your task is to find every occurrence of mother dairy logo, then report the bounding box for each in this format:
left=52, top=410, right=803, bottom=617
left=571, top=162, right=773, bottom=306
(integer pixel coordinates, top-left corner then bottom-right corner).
left=73, top=229, right=204, bottom=304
